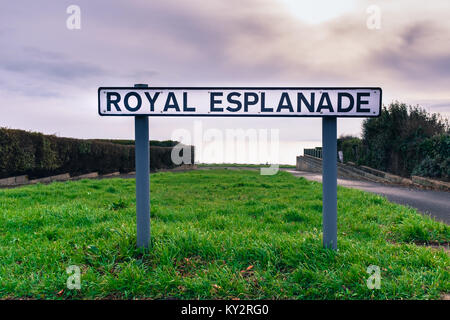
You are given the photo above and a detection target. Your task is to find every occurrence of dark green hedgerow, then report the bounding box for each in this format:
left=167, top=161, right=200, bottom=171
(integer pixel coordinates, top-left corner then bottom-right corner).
left=337, top=103, right=449, bottom=180
left=90, top=139, right=180, bottom=147
left=361, top=103, right=448, bottom=178
left=0, top=128, right=194, bottom=179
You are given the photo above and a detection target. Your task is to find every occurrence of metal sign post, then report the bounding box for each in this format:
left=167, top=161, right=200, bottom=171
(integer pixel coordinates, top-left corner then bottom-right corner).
left=322, top=117, right=337, bottom=250
left=98, top=87, right=382, bottom=251
left=134, top=84, right=150, bottom=249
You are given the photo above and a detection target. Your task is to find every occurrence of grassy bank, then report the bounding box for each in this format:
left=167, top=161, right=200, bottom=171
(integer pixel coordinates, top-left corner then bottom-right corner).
left=198, top=163, right=296, bottom=168
left=0, top=170, right=448, bottom=299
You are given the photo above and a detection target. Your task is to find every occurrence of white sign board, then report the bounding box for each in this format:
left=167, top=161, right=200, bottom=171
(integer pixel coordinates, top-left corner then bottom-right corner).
left=98, top=87, right=381, bottom=117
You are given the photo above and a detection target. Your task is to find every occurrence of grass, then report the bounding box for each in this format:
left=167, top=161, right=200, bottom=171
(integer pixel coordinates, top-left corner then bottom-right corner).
left=0, top=169, right=448, bottom=299
left=198, top=163, right=296, bottom=168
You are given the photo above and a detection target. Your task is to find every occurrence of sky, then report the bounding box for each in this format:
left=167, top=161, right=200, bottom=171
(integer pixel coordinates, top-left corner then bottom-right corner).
left=0, top=0, right=449, bottom=164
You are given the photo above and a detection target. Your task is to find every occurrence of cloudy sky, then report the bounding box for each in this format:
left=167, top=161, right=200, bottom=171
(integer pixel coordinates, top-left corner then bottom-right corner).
left=1, top=0, right=449, bottom=163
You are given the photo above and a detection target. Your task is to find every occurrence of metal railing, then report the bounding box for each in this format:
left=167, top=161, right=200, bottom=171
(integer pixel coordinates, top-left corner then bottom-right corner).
left=304, top=147, right=343, bottom=162
left=304, top=147, right=323, bottom=159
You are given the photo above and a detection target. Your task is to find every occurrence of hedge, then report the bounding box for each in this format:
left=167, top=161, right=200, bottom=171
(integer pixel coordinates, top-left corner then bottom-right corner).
left=360, top=103, right=448, bottom=177
left=337, top=136, right=362, bottom=164
left=0, top=128, right=194, bottom=179
left=336, top=103, right=449, bottom=181
left=91, top=139, right=179, bottom=147
left=412, top=134, right=450, bottom=180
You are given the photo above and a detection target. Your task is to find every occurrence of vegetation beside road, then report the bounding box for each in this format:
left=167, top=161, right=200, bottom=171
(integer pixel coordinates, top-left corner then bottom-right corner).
left=338, top=102, right=449, bottom=181
left=0, top=128, right=193, bottom=179
left=91, top=139, right=180, bottom=147
left=0, top=170, right=448, bottom=299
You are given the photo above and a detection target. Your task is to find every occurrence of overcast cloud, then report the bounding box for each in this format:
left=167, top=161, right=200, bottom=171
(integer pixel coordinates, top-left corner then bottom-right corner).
left=0, top=0, right=449, bottom=163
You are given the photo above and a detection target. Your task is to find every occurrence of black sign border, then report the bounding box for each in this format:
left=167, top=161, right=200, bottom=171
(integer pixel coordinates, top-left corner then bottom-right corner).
left=98, top=87, right=382, bottom=118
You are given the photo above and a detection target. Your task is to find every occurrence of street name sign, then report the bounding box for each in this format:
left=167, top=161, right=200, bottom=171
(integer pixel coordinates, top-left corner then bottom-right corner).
left=98, top=85, right=382, bottom=251
left=98, top=87, right=382, bottom=117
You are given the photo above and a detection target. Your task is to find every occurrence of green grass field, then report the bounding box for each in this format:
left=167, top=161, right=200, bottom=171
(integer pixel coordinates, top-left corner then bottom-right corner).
left=198, top=163, right=296, bottom=168
left=0, top=170, right=448, bottom=299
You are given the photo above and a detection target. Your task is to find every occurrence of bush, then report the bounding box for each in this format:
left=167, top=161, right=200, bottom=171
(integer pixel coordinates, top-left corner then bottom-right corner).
left=337, top=135, right=362, bottom=164
left=91, top=139, right=180, bottom=147
left=361, top=102, right=448, bottom=177
left=412, top=134, right=450, bottom=180
left=334, top=103, right=449, bottom=180
left=0, top=128, right=195, bottom=179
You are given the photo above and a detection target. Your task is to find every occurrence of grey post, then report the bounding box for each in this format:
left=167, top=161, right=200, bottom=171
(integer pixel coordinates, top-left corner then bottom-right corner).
left=134, top=83, right=150, bottom=249
left=322, top=117, right=337, bottom=250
